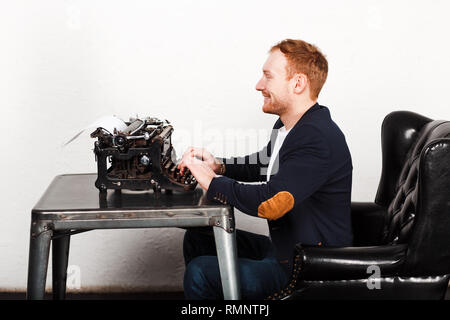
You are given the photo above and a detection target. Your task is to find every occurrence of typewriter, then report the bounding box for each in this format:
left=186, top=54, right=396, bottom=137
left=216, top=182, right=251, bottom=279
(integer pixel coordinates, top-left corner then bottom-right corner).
left=91, top=116, right=197, bottom=193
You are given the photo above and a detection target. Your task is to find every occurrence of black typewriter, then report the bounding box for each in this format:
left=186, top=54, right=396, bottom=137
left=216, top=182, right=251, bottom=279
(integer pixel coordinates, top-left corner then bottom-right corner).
left=91, top=117, right=197, bottom=193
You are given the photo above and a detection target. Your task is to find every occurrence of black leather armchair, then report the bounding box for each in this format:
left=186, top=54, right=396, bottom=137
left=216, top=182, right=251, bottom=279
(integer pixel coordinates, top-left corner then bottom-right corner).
left=270, top=111, right=450, bottom=300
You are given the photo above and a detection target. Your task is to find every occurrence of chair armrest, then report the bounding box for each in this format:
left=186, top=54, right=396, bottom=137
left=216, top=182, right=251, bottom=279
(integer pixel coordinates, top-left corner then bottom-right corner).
left=351, top=202, right=387, bottom=246
left=294, top=243, right=407, bottom=281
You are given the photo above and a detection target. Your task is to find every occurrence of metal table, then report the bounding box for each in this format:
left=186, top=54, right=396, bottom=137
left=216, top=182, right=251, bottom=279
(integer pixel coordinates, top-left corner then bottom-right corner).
left=27, top=173, right=241, bottom=300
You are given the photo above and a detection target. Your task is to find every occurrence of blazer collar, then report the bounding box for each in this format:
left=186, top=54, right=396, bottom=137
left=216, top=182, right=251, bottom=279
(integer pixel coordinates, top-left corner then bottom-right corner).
left=273, top=102, right=320, bottom=129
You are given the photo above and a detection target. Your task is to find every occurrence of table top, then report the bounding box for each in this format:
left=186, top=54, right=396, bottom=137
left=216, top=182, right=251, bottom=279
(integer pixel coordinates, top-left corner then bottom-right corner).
left=33, top=173, right=227, bottom=214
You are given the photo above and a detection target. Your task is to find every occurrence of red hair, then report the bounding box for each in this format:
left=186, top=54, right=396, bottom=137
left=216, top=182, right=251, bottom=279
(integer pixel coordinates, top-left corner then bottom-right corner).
left=270, top=39, right=328, bottom=100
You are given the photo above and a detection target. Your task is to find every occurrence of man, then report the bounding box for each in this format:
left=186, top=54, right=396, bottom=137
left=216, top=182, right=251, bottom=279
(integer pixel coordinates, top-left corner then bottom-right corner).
left=178, top=39, right=353, bottom=300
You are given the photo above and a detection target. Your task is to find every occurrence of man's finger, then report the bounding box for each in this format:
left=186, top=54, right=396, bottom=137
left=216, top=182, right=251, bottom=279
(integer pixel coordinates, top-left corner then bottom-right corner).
left=190, top=148, right=211, bottom=161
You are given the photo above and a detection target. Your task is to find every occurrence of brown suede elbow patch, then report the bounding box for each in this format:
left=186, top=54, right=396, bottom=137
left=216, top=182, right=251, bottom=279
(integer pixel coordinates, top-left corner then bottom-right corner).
left=258, top=191, right=295, bottom=220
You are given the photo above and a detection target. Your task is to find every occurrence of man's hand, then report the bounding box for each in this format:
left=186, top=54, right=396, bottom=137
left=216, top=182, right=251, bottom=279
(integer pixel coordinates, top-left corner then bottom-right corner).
left=178, top=148, right=218, bottom=191
left=177, top=147, right=221, bottom=175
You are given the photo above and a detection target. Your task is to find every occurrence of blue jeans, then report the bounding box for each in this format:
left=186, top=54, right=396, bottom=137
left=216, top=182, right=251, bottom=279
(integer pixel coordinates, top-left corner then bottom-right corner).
left=183, top=228, right=289, bottom=300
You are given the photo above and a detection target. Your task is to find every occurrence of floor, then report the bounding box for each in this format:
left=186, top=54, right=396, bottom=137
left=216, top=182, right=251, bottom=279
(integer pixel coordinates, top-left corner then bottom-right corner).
left=1, top=288, right=449, bottom=300
left=0, top=291, right=185, bottom=300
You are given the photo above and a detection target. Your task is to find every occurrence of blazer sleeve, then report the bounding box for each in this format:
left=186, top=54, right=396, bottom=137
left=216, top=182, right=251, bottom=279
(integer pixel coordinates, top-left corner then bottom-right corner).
left=207, top=125, right=330, bottom=220
left=221, top=143, right=271, bottom=182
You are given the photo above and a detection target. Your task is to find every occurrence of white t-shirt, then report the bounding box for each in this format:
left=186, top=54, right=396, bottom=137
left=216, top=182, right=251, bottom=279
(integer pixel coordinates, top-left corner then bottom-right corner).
left=266, top=126, right=291, bottom=181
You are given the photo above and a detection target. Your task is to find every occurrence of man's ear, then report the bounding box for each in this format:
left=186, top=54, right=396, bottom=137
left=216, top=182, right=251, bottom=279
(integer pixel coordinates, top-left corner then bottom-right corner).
left=293, top=73, right=308, bottom=94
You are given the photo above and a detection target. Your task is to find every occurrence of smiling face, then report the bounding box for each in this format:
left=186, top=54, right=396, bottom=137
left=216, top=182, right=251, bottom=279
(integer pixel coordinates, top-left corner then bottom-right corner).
left=255, top=49, right=293, bottom=116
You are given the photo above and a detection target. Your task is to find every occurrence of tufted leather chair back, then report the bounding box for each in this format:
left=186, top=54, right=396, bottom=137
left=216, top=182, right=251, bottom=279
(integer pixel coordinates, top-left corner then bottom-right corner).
left=375, top=111, right=450, bottom=276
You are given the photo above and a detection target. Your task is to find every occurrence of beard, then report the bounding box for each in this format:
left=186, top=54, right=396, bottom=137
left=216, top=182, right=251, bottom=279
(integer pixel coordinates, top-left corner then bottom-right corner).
left=261, top=92, right=289, bottom=115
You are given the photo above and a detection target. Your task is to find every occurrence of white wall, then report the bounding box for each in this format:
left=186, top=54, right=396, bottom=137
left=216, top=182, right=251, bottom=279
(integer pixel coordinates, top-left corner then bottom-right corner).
left=1, top=0, right=449, bottom=292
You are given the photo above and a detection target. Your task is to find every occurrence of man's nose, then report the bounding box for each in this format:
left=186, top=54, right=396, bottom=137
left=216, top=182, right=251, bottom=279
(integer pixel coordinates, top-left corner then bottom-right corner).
left=255, top=78, right=264, bottom=91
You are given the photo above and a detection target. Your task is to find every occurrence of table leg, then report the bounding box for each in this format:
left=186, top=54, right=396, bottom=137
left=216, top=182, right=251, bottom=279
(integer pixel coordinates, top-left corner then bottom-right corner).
left=213, top=226, right=241, bottom=300
left=27, top=226, right=52, bottom=300
left=52, top=233, right=71, bottom=300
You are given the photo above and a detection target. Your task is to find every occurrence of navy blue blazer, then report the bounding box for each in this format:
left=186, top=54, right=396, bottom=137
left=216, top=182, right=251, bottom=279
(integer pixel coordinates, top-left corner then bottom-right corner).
left=207, top=103, right=353, bottom=273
